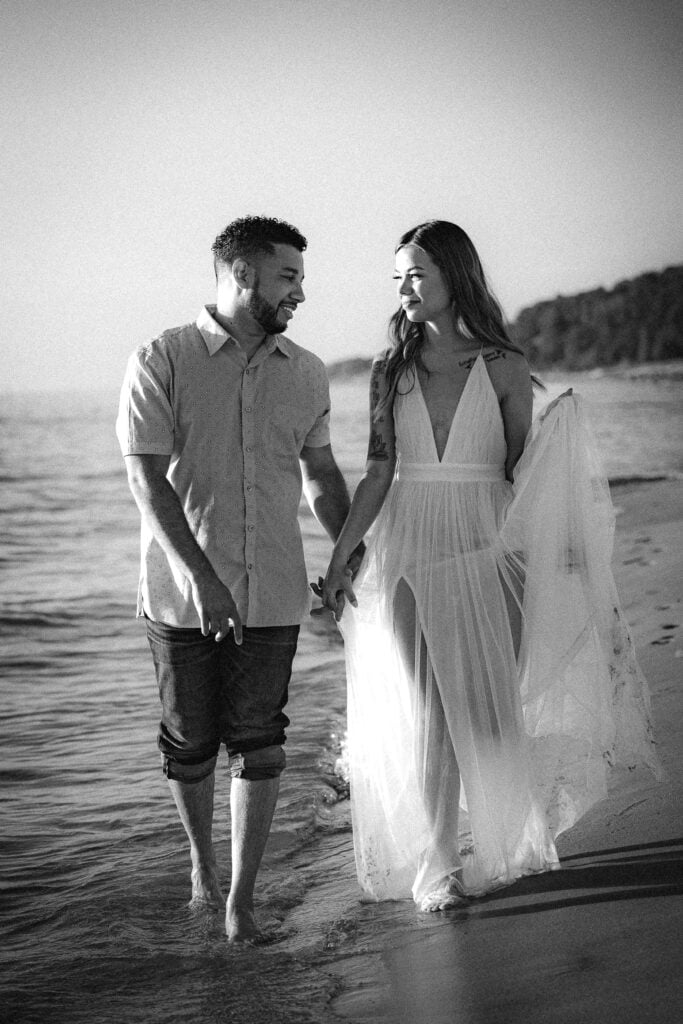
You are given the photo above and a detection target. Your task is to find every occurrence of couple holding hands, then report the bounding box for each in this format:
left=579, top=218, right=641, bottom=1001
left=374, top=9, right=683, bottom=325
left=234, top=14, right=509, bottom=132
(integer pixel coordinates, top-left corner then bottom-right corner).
left=117, top=215, right=658, bottom=942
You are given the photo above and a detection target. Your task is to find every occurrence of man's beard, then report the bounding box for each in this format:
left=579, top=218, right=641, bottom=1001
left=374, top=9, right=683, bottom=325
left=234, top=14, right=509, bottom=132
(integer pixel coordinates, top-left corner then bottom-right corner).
left=247, top=280, right=288, bottom=335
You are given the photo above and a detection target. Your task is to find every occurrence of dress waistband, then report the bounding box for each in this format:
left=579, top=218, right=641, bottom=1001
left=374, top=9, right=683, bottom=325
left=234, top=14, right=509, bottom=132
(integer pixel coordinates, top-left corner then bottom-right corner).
left=397, top=462, right=506, bottom=482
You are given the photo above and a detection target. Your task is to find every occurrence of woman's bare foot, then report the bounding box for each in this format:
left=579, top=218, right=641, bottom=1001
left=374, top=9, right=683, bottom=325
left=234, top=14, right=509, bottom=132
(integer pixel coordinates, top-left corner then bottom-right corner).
left=226, top=898, right=261, bottom=943
left=419, top=872, right=468, bottom=912
left=419, top=889, right=463, bottom=912
left=189, top=865, right=224, bottom=909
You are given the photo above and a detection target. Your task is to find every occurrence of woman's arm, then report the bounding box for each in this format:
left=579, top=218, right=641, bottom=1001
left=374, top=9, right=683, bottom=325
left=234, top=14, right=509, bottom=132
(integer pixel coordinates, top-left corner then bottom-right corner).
left=497, top=353, right=534, bottom=482
left=321, top=357, right=397, bottom=620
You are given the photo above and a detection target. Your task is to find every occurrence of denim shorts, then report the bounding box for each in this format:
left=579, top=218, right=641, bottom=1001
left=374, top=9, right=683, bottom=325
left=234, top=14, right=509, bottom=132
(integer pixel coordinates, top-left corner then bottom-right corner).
left=145, top=618, right=299, bottom=784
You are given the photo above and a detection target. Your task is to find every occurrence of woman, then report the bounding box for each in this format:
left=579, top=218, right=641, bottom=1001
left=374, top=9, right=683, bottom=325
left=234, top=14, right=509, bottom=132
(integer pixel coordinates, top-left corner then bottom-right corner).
left=321, top=221, right=659, bottom=910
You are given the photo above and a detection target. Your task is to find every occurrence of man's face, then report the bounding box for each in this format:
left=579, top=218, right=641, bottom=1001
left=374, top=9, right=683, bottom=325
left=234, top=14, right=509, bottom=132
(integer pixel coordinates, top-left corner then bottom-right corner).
left=247, top=244, right=306, bottom=334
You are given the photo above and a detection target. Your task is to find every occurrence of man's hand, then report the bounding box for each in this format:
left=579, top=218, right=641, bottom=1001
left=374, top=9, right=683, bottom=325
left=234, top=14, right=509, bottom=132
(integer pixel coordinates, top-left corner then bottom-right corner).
left=124, top=454, right=243, bottom=643
left=191, top=574, right=243, bottom=644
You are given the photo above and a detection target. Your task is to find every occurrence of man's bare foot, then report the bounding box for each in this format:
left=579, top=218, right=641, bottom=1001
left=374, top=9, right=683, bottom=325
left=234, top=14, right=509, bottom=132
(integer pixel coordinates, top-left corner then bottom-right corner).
left=189, top=865, right=224, bottom=909
left=226, top=899, right=261, bottom=943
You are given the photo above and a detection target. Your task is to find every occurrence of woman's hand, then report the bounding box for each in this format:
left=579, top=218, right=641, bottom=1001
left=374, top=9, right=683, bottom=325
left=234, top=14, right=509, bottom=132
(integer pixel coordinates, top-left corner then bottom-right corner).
left=311, top=560, right=358, bottom=622
left=324, top=563, right=357, bottom=621
left=540, top=388, right=573, bottom=421
left=346, top=542, right=366, bottom=580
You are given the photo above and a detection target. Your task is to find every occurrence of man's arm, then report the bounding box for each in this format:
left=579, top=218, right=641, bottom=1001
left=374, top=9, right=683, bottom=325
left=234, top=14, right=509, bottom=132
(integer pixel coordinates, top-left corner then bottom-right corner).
left=300, top=444, right=365, bottom=570
left=124, top=454, right=242, bottom=643
left=319, top=356, right=397, bottom=619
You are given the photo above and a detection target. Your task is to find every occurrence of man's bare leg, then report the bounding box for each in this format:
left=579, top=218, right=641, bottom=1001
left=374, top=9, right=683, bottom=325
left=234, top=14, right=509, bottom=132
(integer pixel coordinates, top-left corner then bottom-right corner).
left=168, top=772, right=223, bottom=907
left=226, top=775, right=280, bottom=942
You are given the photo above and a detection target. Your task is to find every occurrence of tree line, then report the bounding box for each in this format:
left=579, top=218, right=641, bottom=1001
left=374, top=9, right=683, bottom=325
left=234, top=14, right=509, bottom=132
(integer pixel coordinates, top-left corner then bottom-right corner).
left=327, top=264, right=683, bottom=377
left=509, top=265, right=683, bottom=369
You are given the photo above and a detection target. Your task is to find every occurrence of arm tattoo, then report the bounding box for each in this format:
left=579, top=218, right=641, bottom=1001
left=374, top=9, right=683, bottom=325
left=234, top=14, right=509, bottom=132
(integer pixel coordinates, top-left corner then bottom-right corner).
left=371, top=377, right=380, bottom=409
left=368, top=429, right=389, bottom=461
left=459, top=349, right=507, bottom=369
left=369, top=360, right=385, bottom=412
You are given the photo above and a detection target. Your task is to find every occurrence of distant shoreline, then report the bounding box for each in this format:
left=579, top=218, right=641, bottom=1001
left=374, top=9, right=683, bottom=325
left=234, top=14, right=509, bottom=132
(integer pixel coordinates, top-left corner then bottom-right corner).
left=327, top=356, right=683, bottom=382
left=1, top=358, right=680, bottom=399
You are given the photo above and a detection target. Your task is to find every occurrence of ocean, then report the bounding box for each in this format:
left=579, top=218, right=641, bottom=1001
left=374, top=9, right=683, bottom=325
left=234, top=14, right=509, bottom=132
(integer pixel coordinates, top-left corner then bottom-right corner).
left=1, top=365, right=681, bottom=1024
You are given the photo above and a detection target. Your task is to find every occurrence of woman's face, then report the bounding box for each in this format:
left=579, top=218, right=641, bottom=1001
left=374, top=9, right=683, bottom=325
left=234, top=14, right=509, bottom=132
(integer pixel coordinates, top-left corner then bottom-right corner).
left=394, top=245, right=451, bottom=324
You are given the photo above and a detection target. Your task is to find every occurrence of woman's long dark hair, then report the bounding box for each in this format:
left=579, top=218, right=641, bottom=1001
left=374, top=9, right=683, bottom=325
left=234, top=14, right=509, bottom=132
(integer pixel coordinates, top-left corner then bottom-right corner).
left=378, top=220, right=540, bottom=415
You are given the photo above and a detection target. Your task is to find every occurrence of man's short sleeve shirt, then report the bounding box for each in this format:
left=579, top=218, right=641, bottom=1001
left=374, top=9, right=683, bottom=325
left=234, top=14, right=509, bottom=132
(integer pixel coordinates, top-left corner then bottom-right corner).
left=116, top=306, right=331, bottom=627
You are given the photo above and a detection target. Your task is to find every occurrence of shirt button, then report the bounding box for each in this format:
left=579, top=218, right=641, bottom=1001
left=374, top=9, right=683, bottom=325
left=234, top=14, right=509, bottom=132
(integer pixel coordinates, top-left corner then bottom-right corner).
left=245, top=405, right=253, bottom=412
left=248, top=525, right=255, bottom=531
left=246, top=446, right=253, bottom=452
left=245, top=369, right=251, bottom=375
left=246, top=485, right=253, bottom=492
left=247, top=563, right=253, bottom=570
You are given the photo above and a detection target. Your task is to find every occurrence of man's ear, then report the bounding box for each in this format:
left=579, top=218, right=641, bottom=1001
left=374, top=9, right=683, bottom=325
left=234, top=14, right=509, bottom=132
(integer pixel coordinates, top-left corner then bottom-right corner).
left=232, top=258, right=255, bottom=290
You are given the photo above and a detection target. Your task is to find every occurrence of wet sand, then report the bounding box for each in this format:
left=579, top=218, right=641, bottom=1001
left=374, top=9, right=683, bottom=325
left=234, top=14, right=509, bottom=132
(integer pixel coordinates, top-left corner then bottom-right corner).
left=284, top=478, right=683, bottom=1024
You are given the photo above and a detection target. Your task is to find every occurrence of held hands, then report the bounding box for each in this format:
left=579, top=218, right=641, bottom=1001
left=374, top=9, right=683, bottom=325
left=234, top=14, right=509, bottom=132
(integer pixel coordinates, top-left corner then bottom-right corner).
left=191, top=574, right=243, bottom=644
left=310, top=543, right=365, bottom=623
left=310, top=561, right=358, bottom=623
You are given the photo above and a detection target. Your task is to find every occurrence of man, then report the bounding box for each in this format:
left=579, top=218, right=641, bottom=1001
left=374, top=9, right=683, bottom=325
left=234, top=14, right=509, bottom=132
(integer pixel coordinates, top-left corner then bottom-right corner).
left=116, top=216, right=358, bottom=942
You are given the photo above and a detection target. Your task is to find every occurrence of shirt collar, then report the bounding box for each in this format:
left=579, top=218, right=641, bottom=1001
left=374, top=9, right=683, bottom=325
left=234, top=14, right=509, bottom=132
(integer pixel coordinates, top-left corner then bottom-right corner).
left=270, top=334, right=293, bottom=358
left=197, top=305, right=292, bottom=358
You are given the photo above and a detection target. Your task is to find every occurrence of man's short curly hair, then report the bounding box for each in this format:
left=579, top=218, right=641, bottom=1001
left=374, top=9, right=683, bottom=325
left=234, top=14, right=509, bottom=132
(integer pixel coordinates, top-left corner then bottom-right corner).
left=212, top=216, right=307, bottom=271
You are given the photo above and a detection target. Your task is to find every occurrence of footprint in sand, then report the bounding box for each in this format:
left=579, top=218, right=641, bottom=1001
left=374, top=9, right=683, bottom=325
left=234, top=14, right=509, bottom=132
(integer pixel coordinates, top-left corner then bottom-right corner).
left=651, top=624, right=678, bottom=645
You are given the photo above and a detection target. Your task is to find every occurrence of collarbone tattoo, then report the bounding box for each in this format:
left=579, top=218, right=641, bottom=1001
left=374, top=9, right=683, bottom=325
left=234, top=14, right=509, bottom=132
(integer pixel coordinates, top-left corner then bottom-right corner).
left=458, top=349, right=506, bottom=369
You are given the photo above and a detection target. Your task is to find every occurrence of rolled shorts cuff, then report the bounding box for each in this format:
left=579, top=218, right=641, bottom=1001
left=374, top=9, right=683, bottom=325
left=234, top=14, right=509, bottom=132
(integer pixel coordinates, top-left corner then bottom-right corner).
left=228, top=744, right=286, bottom=780
left=161, top=751, right=218, bottom=785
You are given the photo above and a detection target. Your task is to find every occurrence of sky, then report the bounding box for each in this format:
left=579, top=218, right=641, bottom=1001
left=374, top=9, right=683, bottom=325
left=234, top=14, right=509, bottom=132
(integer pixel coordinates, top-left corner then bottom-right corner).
left=1, top=0, right=681, bottom=393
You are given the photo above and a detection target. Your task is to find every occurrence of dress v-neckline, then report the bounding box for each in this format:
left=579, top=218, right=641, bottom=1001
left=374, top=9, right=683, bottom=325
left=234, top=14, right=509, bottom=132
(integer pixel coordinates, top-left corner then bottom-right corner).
left=414, top=351, right=484, bottom=464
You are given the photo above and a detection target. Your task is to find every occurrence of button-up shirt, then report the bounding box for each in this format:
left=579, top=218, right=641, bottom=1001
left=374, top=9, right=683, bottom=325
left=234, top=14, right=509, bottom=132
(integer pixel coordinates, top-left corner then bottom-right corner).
left=116, top=305, right=331, bottom=627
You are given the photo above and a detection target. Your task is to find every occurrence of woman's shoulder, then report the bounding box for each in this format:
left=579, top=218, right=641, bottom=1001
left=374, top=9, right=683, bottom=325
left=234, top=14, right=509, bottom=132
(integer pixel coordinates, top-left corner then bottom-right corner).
left=480, top=346, right=530, bottom=377
left=371, top=348, right=391, bottom=370
left=478, top=347, right=533, bottom=401
left=479, top=345, right=528, bottom=367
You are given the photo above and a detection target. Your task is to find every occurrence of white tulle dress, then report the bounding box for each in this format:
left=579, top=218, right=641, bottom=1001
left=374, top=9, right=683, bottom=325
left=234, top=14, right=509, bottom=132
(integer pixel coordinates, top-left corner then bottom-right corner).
left=340, top=354, right=660, bottom=907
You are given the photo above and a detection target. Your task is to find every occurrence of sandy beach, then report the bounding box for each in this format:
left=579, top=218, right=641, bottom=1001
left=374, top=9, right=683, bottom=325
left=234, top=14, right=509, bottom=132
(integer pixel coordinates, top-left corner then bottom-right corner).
left=283, top=477, right=683, bottom=1024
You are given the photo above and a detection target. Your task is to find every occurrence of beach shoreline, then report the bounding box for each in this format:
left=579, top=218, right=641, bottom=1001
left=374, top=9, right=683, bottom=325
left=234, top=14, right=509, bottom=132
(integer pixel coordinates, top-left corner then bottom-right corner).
left=281, top=477, right=682, bottom=1024
left=3, top=389, right=680, bottom=1024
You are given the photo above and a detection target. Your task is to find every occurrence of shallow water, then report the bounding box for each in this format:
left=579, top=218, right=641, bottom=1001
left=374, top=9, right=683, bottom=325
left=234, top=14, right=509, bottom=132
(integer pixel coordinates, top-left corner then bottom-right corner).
left=1, top=369, right=681, bottom=1023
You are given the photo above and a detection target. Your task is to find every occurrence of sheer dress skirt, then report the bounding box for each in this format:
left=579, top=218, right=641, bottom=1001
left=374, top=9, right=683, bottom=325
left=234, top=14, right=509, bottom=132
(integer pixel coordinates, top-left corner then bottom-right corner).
left=340, top=396, right=659, bottom=904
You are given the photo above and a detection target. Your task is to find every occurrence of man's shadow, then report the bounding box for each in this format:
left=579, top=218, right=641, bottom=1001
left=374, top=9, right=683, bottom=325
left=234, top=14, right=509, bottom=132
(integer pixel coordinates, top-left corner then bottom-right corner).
left=452, top=837, right=683, bottom=920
